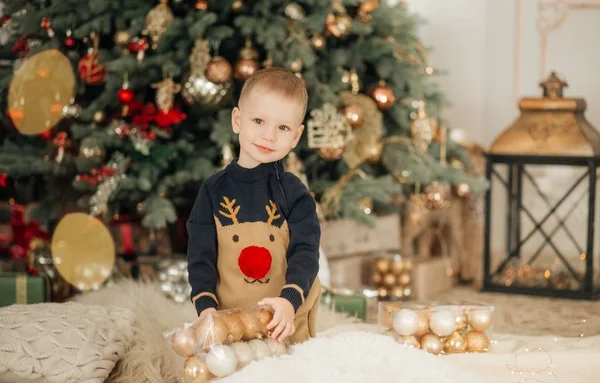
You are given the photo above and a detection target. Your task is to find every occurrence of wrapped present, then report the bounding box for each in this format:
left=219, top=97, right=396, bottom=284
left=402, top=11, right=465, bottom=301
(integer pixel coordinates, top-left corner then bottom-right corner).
left=412, top=257, right=455, bottom=300
left=378, top=301, right=494, bottom=354
left=321, top=286, right=379, bottom=322
left=0, top=272, right=50, bottom=307
left=164, top=305, right=289, bottom=382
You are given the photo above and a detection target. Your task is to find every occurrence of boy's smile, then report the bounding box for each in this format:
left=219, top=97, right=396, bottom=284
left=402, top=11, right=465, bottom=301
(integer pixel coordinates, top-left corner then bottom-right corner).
left=232, top=88, right=305, bottom=168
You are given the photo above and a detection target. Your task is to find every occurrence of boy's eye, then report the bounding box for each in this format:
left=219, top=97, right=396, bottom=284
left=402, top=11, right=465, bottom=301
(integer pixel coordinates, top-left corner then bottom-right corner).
left=279, top=125, right=290, bottom=131
left=253, top=118, right=264, bottom=125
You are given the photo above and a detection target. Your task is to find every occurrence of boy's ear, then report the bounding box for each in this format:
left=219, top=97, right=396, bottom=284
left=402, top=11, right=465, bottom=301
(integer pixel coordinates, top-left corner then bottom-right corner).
left=232, top=107, right=241, bottom=134
left=292, top=124, right=304, bottom=148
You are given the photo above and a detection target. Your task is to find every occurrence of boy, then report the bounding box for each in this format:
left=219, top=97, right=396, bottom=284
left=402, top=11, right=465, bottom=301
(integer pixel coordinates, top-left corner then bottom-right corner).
left=186, top=67, right=321, bottom=344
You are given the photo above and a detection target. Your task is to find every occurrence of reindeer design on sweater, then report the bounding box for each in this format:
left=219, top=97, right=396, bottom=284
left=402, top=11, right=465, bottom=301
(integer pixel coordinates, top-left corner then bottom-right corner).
left=214, top=196, right=290, bottom=310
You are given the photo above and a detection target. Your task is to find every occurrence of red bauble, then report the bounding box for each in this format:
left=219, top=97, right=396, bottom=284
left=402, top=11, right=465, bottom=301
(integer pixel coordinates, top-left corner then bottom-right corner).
left=238, top=246, right=272, bottom=281
left=78, top=53, right=106, bottom=85
left=64, top=36, right=76, bottom=48
left=117, top=88, right=135, bottom=104
left=128, top=38, right=148, bottom=53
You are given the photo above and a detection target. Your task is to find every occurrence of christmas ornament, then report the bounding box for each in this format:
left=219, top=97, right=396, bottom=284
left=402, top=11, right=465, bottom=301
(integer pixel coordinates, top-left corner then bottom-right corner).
left=326, top=13, right=352, bottom=38
left=311, top=34, right=326, bottom=51
left=424, top=181, right=450, bottom=210
left=231, top=342, right=254, bottom=367
left=62, top=104, right=81, bottom=118
left=222, top=313, right=244, bottom=342
left=444, top=332, right=467, bottom=353
left=339, top=92, right=382, bottom=169
left=195, top=0, right=209, bottom=10
left=455, top=313, right=468, bottom=331
left=114, top=30, right=131, bottom=47
left=289, top=58, right=303, bottom=73
left=64, top=30, right=76, bottom=48
left=238, top=311, right=263, bottom=340
left=248, top=338, right=271, bottom=359
left=234, top=59, right=259, bottom=81
left=429, top=310, right=456, bottom=337
left=395, top=335, right=419, bottom=348
left=414, top=313, right=430, bottom=337
left=152, top=77, right=181, bottom=114
left=392, top=309, right=419, bottom=336
left=370, top=82, right=395, bottom=110
left=206, top=345, right=238, bottom=378
left=145, top=0, right=174, bottom=48
left=157, top=258, right=192, bottom=303
left=371, top=272, right=382, bottom=285
left=232, top=0, right=244, bottom=12
left=410, top=100, right=435, bottom=153
left=341, top=68, right=361, bottom=94
left=172, top=326, right=198, bottom=357
left=382, top=273, right=396, bottom=288
left=420, top=334, right=443, bottom=355
left=317, top=147, right=344, bottom=161
left=255, top=308, right=274, bottom=332
left=285, top=3, right=305, bottom=20
left=8, top=49, right=76, bottom=136
left=78, top=32, right=106, bottom=85
left=455, top=183, right=470, bottom=198
left=341, top=104, right=364, bottom=127
left=466, top=331, right=490, bottom=352
left=184, top=356, right=212, bottom=382
left=52, top=132, right=71, bottom=163
left=80, top=138, right=105, bottom=160
left=375, top=257, right=390, bottom=274
left=359, top=197, right=373, bottom=215
left=365, top=141, right=383, bottom=163
left=51, top=212, right=116, bottom=291
left=206, top=57, right=233, bottom=84
left=265, top=338, right=287, bottom=356
left=128, top=37, right=149, bottom=62
left=89, top=154, right=129, bottom=216
left=219, top=143, right=235, bottom=170
left=183, top=39, right=233, bottom=110
left=468, top=309, right=493, bottom=331
left=390, top=286, right=404, bottom=299
left=307, top=103, right=353, bottom=151
left=93, top=111, right=107, bottom=124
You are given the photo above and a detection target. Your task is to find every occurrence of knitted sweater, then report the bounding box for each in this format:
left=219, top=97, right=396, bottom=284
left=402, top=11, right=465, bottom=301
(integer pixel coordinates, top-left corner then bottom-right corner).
left=187, top=159, right=320, bottom=315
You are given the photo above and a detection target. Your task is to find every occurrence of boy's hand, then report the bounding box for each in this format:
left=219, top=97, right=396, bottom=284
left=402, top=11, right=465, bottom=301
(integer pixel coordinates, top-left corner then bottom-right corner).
left=199, top=307, right=217, bottom=318
left=258, top=297, right=295, bottom=342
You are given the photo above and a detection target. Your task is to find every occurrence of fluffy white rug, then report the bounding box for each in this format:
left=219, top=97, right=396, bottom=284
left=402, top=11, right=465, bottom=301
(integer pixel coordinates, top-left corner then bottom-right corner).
left=222, top=331, right=485, bottom=383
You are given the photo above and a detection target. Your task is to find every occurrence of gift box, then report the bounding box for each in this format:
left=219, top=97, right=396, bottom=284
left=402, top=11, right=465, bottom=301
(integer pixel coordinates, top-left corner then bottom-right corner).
left=321, top=287, right=379, bottom=322
left=378, top=301, right=494, bottom=354
left=412, top=257, right=455, bottom=300
left=0, top=272, right=50, bottom=307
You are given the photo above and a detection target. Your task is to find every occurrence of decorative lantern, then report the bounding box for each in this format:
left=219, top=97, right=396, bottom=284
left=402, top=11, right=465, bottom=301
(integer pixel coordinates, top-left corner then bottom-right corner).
left=483, top=72, right=600, bottom=300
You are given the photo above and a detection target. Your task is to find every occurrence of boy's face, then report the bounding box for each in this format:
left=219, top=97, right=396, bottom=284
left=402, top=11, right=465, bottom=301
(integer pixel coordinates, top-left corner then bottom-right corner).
left=232, top=88, right=305, bottom=168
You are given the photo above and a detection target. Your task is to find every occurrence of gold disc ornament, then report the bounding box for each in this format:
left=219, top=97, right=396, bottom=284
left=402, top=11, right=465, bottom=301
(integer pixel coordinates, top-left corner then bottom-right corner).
left=7, top=49, right=76, bottom=135
left=51, top=213, right=116, bottom=291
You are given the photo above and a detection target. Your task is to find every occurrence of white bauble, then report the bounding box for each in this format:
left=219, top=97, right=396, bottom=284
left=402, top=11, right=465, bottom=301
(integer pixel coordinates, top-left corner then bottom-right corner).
left=248, top=338, right=272, bottom=360
left=430, top=310, right=457, bottom=337
left=392, top=309, right=419, bottom=336
left=206, top=345, right=238, bottom=377
left=231, top=342, right=254, bottom=367
left=265, top=338, right=288, bottom=357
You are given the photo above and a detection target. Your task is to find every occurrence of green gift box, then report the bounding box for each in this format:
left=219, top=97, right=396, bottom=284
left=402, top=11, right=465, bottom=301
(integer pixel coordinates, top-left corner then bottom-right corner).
left=0, top=272, right=50, bottom=307
left=321, top=287, right=379, bottom=322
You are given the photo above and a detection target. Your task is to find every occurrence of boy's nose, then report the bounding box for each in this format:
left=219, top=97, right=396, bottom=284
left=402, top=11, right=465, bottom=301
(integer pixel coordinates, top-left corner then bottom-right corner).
left=261, top=126, right=276, bottom=141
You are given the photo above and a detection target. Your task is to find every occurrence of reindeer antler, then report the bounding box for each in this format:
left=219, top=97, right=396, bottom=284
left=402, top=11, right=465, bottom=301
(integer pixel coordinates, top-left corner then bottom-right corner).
left=266, top=200, right=281, bottom=225
left=219, top=196, right=240, bottom=225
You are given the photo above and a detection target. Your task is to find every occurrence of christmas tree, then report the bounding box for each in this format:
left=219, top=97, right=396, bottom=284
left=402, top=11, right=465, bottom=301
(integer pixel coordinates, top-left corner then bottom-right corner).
left=0, top=0, right=486, bottom=230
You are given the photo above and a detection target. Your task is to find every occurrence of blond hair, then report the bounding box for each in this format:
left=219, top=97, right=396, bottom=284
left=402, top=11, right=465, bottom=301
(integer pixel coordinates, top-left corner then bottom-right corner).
left=238, top=67, right=308, bottom=118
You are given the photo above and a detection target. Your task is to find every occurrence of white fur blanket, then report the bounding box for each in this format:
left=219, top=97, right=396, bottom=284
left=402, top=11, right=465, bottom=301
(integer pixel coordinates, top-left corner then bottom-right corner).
left=73, top=281, right=483, bottom=383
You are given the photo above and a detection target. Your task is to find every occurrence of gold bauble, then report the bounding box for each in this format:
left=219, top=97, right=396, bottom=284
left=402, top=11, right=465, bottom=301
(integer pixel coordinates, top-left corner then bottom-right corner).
left=420, top=333, right=443, bottom=355
left=377, top=287, right=389, bottom=299
left=444, top=332, right=467, bottom=354
left=365, top=141, right=383, bottom=163
left=395, top=335, right=420, bottom=348
left=466, top=331, right=490, bottom=352
left=370, top=84, right=395, bottom=110
left=183, top=356, right=212, bottom=383
left=414, top=313, right=430, bottom=337
left=204, top=316, right=229, bottom=346
left=222, top=313, right=245, bottom=343
left=238, top=311, right=263, bottom=340
left=359, top=0, right=379, bottom=13
left=79, top=139, right=105, bottom=160
left=390, top=286, right=404, bottom=299
left=371, top=271, right=382, bottom=285
left=182, top=74, right=233, bottom=111
left=456, top=183, right=470, bottom=198
left=284, top=3, right=305, bottom=20
left=289, top=58, right=303, bottom=73
left=255, top=308, right=274, bottom=335
left=195, top=0, right=209, bottom=11
left=92, top=110, right=106, bottom=124
left=382, top=273, right=396, bottom=288
left=374, top=257, right=391, bottom=274
left=325, top=13, right=352, bottom=38
left=232, top=0, right=243, bottom=12
left=234, top=59, right=259, bottom=81
left=114, top=31, right=131, bottom=47
left=398, top=271, right=411, bottom=286
left=317, top=147, right=344, bottom=161
left=341, top=104, right=364, bottom=127
left=311, top=34, right=326, bottom=51
left=206, top=57, right=233, bottom=84
left=455, top=313, right=468, bottom=331
left=390, top=258, right=404, bottom=275
left=468, top=310, right=493, bottom=332
left=171, top=326, right=197, bottom=357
